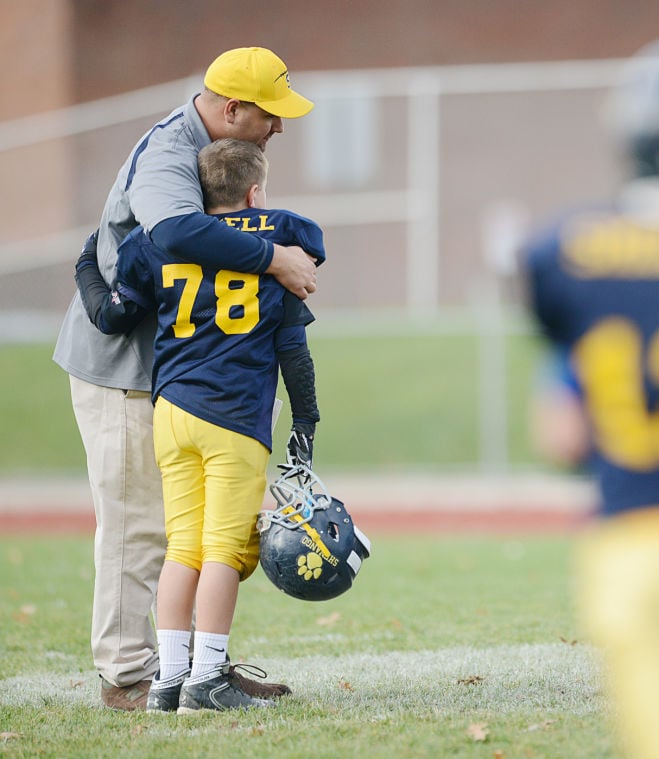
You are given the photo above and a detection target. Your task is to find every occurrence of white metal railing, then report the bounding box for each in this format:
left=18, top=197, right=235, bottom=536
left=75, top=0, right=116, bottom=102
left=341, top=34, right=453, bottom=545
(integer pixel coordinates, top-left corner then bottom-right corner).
left=0, top=58, right=628, bottom=472
left=0, top=58, right=625, bottom=153
left=0, top=58, right=626, bottom=316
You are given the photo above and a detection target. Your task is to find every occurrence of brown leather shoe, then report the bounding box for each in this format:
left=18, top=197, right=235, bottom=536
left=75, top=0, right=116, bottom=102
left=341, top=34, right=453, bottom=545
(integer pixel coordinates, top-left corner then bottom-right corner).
left=227, top=663, right=292, bottom=698
left=100, top=677, right=151, bottom=711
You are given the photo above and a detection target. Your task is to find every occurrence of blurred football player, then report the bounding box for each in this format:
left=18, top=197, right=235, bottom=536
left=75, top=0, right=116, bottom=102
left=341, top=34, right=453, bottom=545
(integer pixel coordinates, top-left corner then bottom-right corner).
left=76, top=138, right=322, bottom=712
left=521, top=40, right=659, bottom=759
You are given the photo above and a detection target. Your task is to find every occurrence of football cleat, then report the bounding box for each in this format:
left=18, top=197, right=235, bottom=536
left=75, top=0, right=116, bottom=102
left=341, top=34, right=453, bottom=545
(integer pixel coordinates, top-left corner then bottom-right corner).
left=146, top=669, right=190, bottom=713
left=177, top=663, right=274, bottom=713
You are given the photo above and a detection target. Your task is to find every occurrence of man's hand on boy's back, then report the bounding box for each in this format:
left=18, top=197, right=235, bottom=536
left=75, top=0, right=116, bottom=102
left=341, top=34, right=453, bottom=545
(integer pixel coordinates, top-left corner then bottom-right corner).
left=267, top=245, right=317, bottom=299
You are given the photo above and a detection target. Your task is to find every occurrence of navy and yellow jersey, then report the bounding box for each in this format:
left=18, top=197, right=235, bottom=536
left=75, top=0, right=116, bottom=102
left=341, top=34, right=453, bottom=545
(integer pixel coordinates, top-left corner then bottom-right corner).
left=115, top=207, right=325, bottom=450
left=524, top=203, right=659, bottom=516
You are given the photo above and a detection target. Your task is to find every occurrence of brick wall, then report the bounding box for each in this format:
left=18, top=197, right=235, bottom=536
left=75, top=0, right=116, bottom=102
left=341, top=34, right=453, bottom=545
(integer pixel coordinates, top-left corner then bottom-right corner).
left=6, top=0, right=659, bottom=117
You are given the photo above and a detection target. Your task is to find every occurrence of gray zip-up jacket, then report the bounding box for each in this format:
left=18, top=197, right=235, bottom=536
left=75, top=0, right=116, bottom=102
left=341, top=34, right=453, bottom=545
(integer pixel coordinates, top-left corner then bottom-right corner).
left=53, top=95, right=272, bottom=391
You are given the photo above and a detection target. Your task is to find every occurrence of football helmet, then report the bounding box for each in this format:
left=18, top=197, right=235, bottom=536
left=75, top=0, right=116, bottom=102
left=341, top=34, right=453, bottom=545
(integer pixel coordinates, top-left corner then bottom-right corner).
left=605, top=40, right=659, bottom=177
left=257, top=465, right=371, bottom=601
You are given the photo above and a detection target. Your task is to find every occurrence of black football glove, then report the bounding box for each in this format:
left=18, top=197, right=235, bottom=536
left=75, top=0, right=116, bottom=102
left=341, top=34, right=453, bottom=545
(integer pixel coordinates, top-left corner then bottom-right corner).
left=286, top=423, right=315, bottom=469
left=75, top=229, right=99, bottom=272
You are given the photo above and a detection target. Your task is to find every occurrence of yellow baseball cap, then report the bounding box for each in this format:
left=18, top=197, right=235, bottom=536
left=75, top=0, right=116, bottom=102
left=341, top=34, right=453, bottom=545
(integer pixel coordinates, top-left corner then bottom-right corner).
left=204, top=47, right=314, bottom=119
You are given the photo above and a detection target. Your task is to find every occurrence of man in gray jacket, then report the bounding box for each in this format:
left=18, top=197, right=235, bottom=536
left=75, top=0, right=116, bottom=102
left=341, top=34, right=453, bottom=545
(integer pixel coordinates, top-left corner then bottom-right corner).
left=54, top=46, right=317, bottom=710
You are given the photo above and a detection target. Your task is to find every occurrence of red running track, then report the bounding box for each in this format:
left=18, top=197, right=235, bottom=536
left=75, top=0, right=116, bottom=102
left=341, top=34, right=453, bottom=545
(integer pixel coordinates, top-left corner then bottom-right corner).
left=0, top=506, right=593, bottom=535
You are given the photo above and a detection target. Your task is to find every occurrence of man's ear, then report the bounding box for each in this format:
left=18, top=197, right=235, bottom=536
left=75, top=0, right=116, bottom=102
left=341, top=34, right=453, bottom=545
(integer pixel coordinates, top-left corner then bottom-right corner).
left=224, top=98, right=241, bottom=123
left=246, top=184, right=260, bottom=208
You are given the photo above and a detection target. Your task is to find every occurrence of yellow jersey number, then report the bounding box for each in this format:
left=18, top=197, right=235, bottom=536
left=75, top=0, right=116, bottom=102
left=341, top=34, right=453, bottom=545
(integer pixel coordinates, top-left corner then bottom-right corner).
left=161, top=263, right=259, bottom=338
left=574, top=317, right=659, bottom=471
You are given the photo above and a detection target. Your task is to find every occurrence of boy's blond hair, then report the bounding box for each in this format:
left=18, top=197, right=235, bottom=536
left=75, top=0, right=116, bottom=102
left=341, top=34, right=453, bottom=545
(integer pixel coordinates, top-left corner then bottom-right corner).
left=197, top=138, right=268, bottom=210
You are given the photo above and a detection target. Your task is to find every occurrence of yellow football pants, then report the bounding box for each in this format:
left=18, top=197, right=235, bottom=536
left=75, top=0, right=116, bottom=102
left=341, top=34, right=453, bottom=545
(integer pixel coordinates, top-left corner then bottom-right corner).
left=153, top=396, right=269, bottom=580
left=575, top=509, right=659, bottom=759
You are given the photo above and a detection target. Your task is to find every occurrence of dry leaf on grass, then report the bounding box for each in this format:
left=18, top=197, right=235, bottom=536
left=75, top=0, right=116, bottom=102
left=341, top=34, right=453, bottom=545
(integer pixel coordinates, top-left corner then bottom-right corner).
left=1, top=733, right=21, bottom=741
left=457, top=675, right=484, bottom=685
left=13, top=604, right=36, bottom=624
left=316, top=611, right=341, bottom=626
left=527, top=719, right=556, bottom=732
left=466, top=722, right=489, bottom=742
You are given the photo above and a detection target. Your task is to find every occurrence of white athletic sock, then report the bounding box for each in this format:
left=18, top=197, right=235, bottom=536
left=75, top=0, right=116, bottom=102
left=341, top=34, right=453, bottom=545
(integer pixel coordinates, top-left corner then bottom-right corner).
left=190, top=631, right=229, bottom=679
left=156, top=629, right=191, bottom=682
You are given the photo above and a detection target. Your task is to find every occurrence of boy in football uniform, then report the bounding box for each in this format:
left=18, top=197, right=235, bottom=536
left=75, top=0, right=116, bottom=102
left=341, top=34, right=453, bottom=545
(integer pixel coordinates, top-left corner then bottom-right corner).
left=76, top=137, right=323, bottom=712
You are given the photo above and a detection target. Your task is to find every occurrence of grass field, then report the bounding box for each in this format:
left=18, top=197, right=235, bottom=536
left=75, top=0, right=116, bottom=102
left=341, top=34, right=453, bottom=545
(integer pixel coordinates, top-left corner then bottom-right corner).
left=0, top=533, right=615, bottom=759
left=0, top=331, right=612, bottom=757
left=0, top=330, right=546, bottom=475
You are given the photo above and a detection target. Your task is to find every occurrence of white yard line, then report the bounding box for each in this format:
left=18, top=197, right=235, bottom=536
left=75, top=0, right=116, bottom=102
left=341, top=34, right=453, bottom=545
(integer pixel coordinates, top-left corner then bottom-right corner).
left=1, top=643, right=603, bottom=716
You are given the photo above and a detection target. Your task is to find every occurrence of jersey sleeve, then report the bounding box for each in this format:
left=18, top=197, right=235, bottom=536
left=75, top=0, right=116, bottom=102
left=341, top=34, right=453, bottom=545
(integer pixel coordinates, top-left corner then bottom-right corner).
left=282, top=291, right=315, bottom=328
left=521, top=224, right=569, bottom=344
left=293, top=218, right=326, bottom=264
left=535, top=347, right=583, bottom=399
left=274, top=324, right=308, bottom=354
left=281, top=212, right=326, bottom=264
left=115, top=232, right=157, bottom=312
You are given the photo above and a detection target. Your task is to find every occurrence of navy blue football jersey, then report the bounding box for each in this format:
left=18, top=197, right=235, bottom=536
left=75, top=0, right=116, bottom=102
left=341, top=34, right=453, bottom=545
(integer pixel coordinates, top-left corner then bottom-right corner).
left=524, top=203, right=659, bottom=515
left=115, top=208, right=325, bottom=450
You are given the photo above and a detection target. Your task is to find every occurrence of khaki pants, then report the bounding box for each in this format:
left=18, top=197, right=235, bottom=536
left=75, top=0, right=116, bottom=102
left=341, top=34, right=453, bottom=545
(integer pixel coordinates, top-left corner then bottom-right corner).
left=70, top=375, right=165, bottom=687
